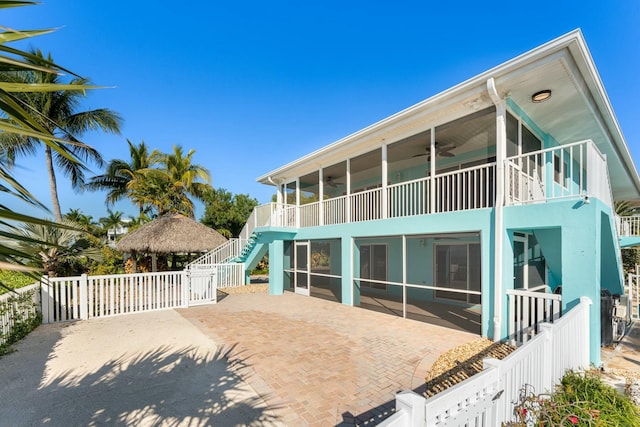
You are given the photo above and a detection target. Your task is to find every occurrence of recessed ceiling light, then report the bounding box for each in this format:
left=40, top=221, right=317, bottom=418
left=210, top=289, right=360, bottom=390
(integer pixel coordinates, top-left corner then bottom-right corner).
left=532, top=90, right=552, bottom=103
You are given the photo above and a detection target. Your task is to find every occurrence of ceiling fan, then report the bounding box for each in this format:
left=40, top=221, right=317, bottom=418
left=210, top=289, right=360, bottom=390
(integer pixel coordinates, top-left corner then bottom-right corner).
left=325, top=176, right=344, bottom=187
left=413, top=142, right=456, bottom=160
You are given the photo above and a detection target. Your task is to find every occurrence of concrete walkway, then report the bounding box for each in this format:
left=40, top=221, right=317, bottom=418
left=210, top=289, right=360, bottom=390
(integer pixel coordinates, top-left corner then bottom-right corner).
left=179, top=292, right=478, bottom=426
left=0, top=292, right=478, bottom=426
left=0, top=310, right=282, bottom=426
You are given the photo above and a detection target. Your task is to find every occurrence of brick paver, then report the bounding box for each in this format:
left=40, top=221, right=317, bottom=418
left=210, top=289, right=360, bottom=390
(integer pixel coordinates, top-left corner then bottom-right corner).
left=178, top=292, right=478, bottom=426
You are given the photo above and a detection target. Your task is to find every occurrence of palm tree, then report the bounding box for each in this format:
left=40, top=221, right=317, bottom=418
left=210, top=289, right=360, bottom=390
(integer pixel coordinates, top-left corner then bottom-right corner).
left=9, top=219, right=102, bottom=277
left=0, top=1, right=101, bottom=273
left=87, top=139, right=156, bottom=215
left=131, top=145, right=212, bottom=218
left=99, top=209, right=124, bottom=243
left=0, top=49, right=122, bottom=221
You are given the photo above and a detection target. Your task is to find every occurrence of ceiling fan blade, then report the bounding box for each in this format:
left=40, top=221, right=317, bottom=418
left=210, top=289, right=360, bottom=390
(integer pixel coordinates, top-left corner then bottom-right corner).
left=440, top=151, right=455, bottom=157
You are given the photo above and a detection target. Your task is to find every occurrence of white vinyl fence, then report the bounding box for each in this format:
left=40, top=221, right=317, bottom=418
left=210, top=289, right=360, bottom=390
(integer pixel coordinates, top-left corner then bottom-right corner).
left=506, top=287, right=562, bottom=346
left=42, top=271, right=189, bottom=323
left=0, top=283, right=41, bottom=346
left=41, top=263, right=246, bottom=324
left=627, top=271, right=640, bottom=321
left=381, top=297, right=591, bottom=427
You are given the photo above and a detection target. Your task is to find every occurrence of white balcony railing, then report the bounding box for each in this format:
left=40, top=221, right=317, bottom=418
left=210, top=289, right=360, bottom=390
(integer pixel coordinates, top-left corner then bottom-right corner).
left=247, top=140, right=611, bottom=231
left=505, top=139, right=612, bottom=207
left=617, top=215, right=640, bottom=237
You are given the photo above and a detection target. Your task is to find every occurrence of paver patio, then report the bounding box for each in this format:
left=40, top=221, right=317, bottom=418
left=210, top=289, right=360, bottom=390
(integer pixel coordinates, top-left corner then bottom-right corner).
left=0, top=291, right=478, bottom=426
left=179, top=292, right=479, bottom=426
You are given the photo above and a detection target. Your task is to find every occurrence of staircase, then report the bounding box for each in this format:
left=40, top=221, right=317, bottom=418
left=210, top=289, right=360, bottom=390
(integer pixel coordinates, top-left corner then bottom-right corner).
left=235, top=233, right=259, bottom=263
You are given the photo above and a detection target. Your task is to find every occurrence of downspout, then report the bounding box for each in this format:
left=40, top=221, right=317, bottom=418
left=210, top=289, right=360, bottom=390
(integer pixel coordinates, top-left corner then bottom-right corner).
left=267, top=176, right=281, bottom=204
left=488, top=77, right=506, bottom=342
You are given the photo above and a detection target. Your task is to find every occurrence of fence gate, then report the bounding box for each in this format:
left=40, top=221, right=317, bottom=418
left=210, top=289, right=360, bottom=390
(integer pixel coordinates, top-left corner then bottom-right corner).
left=627, top=271, right=640, bottom=321
left=188, top=268, right=217, bottom=305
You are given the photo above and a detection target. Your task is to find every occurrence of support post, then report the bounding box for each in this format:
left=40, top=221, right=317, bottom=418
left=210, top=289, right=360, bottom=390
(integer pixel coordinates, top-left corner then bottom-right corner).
left=346, top=158, right=351, bottom=223
left=488, top=77, right=506, bottom=342
left=319, top=167, right=324, bottom=226
left=41, top=276, right=52, bottom=324
left=80, top=274, right=88, bottom=320
left=381, top=142, right=388, bottom=219
left=430, top=128, right=436, bottom=213
left=395, top=391, right=426, bottom=426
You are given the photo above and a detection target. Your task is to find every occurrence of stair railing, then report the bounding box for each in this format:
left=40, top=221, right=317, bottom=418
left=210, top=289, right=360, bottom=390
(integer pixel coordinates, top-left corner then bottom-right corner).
left=187, top=238, right=247, bottom=268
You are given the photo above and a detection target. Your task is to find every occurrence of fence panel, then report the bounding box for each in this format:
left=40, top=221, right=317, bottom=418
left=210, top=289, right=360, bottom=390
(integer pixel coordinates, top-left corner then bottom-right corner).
left=381, top=298, right=592, bottom=427
left=506, top=288, right=562, bottom=346
left=0, top=283, right=41, bottom=346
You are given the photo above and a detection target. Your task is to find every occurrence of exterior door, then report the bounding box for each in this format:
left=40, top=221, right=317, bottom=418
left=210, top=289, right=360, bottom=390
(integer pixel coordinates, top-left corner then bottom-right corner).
left=295, top=241, right=310, bottom=296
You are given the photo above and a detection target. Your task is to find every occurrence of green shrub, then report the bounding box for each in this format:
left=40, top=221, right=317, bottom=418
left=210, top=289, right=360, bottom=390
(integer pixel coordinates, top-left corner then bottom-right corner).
left=508, top=370, right=640, bottom=426
left=0, top=287, right=41, bottom=356
left=88, top=246, right=124, bottom=275
left=0, top=271, right=38, bottom=295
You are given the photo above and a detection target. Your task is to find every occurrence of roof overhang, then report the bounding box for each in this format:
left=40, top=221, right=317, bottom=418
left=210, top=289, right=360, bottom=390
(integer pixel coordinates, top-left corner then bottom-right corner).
left=257, top=30, right=640, bottom=200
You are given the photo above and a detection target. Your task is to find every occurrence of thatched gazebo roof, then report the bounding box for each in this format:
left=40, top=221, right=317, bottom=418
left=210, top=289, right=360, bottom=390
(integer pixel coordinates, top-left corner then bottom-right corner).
left=116, top=213, right=227, bottom=254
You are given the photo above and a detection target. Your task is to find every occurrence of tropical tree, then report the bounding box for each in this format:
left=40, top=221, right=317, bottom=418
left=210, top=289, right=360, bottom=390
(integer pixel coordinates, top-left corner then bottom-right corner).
left=98, top=209, right=124, bottom=239
left=130, top=145, right=212, bottom=218
left=0, top=0, right=104, bottom=274
left=0, top=49, right=122, bottom=221
left=9, top=219, right=101, bottom=277
left=201, top=188, right=258, bottom=237
left=87, top=139, right=156, bottom=214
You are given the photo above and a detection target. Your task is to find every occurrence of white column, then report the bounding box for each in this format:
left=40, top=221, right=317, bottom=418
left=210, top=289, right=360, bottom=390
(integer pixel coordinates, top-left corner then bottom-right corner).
left=319, top=168, right=324, bottom=226
left=295, top=178, right=300, bottom=228
left=488, top=77, right=506, bottom=342
left=381, top=143, right=388, bottom=219
left=276, top=183, right=283, bottom=205
left=346, top=159, right=351, bottom=223
left=402, top=235, right=407, bottom=318
left=430, top=128, right=436, bottom=213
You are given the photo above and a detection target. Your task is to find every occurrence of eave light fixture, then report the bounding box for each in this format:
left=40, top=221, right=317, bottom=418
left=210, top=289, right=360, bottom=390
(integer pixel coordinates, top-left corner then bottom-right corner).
left=532, top=89, right=552, bottom=103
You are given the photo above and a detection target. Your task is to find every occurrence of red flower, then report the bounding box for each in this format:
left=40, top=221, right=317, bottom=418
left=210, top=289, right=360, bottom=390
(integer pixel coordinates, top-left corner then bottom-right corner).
left=568, top=415, right=579, bottom=424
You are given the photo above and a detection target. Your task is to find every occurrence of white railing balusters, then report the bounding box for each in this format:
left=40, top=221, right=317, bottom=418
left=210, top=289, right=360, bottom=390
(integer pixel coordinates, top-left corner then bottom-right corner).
left=380, top=297, right=591, bottom=427
left=506, top=288, right=562, bottom=346
left=505, top=139, right=611, bottom=207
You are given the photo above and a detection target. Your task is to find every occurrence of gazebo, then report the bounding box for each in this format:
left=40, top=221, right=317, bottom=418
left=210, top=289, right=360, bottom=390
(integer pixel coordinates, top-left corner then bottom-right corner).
left=116, top=213, right=227, bottom=272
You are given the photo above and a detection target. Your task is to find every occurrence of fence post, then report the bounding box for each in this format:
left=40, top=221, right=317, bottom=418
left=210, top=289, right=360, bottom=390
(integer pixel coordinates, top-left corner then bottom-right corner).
left=41, top=276, right=53, bottom=324
left=80, top=274, right=88, bottom=320
left=579, top=297, right=592, bottom=368
left=483, top=358, right=503, bottom=425
left=395, top=391, right=425, bottom=426
left=182, top=270, right=190, bottom=308
left=539, top=322, right=554, bottom=391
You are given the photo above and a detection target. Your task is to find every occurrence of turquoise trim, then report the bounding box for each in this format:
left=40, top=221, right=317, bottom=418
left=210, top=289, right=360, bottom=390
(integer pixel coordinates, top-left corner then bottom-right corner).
left=620, top=236, right=640, bottom=248
left=268, top=240, right=284, bottom=295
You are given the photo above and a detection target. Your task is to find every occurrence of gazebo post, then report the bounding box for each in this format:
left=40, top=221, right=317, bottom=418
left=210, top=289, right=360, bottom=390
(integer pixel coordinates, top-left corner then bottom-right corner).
left=151, top=253, right=158, bottom=272
left=131, top=251, right=137, bottom=273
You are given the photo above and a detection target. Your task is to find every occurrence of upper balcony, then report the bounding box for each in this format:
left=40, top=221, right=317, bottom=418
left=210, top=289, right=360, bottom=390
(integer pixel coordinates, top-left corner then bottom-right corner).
left=241, top=139, right=612, bottom=239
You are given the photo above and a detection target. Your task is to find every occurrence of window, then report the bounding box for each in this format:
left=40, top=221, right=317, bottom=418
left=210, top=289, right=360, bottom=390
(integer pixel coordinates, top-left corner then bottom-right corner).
left=434, top=243, right=481, bottom=303
left=360, top=244, right=387, bottom=290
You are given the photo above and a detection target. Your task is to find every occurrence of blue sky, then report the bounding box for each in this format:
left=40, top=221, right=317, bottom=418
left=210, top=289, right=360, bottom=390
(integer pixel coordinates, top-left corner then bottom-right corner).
left=4, top=0, right=640, bottom=222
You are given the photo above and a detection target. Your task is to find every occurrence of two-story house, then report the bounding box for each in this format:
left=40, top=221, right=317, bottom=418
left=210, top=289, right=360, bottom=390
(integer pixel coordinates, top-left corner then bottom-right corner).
left=201, top=30, right=640, bottom=366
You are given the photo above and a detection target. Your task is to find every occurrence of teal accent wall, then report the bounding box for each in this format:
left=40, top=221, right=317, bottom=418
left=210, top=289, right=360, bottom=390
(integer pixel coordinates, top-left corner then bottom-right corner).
left=270, top=208, right=493, bottom=336
left=503, top=199, right=622, bottom=366
left=351, top=238, right=359, bottom=305
left=532, top=228, right=562, bottom=289
left=268, top=240, right=284, bottom=295
left=600, top=210, right=624, bottom=295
